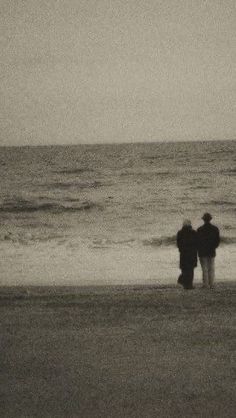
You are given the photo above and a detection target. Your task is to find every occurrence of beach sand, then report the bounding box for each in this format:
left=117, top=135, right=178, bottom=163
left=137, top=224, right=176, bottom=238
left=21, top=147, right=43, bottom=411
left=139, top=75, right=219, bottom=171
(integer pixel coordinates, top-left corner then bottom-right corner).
left=1, top=283, right=236, bottom=418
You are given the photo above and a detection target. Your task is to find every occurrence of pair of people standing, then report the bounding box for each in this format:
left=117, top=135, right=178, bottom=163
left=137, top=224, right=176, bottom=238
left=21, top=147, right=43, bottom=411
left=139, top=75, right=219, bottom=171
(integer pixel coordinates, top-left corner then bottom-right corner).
left=177, top=213, right=220, bottom=289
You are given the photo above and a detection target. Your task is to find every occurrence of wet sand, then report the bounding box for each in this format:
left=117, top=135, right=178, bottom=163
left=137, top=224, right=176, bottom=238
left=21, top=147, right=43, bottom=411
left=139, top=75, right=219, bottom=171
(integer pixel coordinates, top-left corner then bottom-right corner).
left=1, top=283, right=236, bottom=418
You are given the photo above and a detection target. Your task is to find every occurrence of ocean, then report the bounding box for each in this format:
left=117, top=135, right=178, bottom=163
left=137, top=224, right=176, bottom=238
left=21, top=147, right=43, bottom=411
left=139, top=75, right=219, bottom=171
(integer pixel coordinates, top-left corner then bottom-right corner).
left=0, top=140, right=235, bottom=286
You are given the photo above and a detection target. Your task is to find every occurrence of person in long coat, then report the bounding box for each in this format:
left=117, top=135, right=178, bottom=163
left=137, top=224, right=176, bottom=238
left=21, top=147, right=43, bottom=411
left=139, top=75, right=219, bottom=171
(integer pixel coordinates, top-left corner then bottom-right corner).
left=177, top=219, right=198, bottom=289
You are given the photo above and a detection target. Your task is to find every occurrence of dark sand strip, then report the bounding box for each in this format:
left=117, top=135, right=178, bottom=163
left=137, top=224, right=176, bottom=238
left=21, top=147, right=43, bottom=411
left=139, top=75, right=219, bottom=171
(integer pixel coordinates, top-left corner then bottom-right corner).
left=1, top=283, right=236, bottom=418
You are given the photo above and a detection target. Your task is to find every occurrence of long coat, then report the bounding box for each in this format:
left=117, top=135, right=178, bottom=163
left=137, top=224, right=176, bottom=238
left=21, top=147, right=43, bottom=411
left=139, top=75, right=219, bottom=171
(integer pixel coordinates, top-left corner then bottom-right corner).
left=177, top=226, right=198, bottom=269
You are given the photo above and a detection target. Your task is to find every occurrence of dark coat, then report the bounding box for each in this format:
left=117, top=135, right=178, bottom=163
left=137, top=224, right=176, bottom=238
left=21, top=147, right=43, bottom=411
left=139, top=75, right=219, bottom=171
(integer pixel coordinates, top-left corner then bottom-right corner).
left=197, top=223, right=220, bottom=257
left=177, top=227, right=198, bottom=269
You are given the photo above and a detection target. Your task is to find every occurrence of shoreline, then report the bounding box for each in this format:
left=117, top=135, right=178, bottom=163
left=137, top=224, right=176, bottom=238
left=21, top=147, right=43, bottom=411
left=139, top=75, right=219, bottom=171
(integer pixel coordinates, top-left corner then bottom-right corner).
left=0, top=280, right=236, bottom=297
left=0, top=242, right=235, bottom=287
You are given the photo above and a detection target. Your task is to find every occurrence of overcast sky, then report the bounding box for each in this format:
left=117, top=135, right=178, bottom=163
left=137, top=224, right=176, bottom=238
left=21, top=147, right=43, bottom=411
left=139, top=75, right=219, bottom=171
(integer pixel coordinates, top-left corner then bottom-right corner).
left=1, top=0, right=235, bottom=146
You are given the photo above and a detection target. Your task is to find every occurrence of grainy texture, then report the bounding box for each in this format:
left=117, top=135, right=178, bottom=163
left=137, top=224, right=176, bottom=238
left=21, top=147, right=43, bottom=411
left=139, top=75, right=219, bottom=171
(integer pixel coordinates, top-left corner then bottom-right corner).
left=1, top=284, right=236, bottom=418
left=1, top=142, right=236, bottom=287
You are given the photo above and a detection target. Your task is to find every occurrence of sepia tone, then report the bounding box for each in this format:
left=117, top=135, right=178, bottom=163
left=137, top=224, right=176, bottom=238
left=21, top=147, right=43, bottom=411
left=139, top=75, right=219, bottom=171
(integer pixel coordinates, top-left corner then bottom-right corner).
left=0, top=1, right=236, bottom=417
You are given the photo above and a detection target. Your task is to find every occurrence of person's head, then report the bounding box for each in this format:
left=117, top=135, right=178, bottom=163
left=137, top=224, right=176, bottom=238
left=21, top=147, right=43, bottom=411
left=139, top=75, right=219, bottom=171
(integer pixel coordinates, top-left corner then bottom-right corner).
left=182, top=219, right=192, bottom=228
left=202, top=213, right=212, bottom=223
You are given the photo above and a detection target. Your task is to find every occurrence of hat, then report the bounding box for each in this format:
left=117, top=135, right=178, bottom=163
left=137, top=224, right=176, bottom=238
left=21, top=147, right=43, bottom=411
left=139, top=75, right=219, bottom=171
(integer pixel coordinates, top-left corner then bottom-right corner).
left=183, top=219, right=192, bottom=227
left=202, top=213, right=212, bottom=221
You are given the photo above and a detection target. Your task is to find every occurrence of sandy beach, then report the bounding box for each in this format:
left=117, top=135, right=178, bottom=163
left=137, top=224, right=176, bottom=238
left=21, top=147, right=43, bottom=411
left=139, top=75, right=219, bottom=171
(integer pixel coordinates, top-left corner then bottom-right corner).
left=1, top=282, right=236, bottom=418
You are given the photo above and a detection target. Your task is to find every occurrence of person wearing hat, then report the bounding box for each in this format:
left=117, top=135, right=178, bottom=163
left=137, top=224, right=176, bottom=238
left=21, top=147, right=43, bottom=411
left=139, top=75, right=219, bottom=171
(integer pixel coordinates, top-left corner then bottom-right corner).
left=197, top=213, right=220, bottom=289
left=177, top=219, right=198, bottom=289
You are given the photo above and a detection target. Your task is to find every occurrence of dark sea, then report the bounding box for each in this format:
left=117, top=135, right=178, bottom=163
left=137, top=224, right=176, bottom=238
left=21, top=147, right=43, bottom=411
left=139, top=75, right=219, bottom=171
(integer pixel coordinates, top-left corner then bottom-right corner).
left=0, top=140, right=235, bottom=286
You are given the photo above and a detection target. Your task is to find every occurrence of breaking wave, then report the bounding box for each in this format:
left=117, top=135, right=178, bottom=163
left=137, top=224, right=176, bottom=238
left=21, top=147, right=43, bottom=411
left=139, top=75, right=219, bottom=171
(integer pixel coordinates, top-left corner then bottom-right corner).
left=0, top=199, right=102, bottom=213
left=221, top=168, right=236, bottom=175
left=54, top=167, right=93, bottom=174
left=211, top=200, right=235, bottom=206
left=1, top=231, right=65, bottom=244
left=221, top=236, right=236, bottom=245
left=48, top=180, right=104, bottom=190
left=143, top=236, right=176, bottom=247
left=143, top=235, right=236, bottom=247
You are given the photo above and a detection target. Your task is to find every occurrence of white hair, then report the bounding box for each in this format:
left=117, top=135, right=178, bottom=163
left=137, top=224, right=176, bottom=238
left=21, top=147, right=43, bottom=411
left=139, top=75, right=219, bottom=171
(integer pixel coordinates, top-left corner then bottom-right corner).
left=183, top=219, right=192, bottom=227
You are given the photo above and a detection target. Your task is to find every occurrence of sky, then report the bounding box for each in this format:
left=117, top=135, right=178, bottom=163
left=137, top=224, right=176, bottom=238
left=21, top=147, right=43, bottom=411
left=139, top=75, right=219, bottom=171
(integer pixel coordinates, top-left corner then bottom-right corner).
left=1, top=0, right=235, bottom=146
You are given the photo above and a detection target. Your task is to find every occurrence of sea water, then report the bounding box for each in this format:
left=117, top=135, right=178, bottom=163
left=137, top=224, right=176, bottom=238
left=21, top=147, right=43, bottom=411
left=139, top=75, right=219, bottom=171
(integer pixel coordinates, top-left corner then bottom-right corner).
left=0, top=141, right=235, bottom=286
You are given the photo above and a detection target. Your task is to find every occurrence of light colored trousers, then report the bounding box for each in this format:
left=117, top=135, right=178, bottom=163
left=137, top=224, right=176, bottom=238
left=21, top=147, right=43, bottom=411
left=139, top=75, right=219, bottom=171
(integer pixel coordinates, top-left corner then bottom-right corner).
left=199, top=257, right=215, bottom=288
